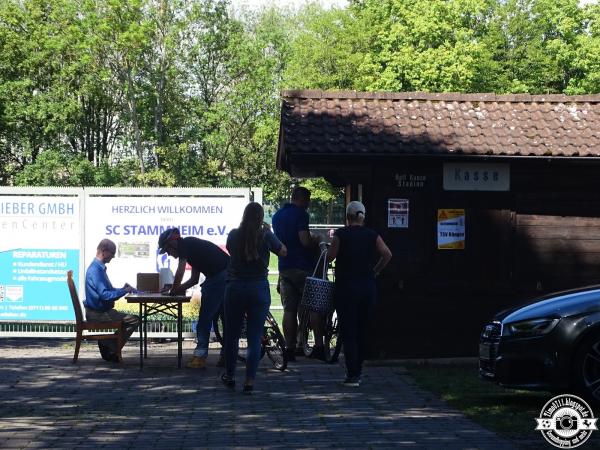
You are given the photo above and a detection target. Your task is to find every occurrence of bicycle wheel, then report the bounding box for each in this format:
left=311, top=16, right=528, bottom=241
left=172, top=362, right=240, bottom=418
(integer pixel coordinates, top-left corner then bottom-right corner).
left=263, top=312, right=288, bottom=371
left=299, top=307, right=315, bottom=357
left=324, top=310, right=342, bottom=363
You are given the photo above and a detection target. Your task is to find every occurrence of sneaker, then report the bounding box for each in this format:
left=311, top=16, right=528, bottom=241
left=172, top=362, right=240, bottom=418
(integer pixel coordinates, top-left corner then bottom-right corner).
left=221, top=373, right=235, bottom=390
left=186, top=356, right=207, bottom=369
left=216, top=355, right=226, bottom=367
left=342, top=376, right=361, bottom=387
left=242, top=384, right=254, bottom=395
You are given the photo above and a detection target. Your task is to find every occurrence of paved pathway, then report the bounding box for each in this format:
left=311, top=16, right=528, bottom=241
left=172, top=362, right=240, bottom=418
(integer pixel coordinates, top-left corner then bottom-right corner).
left=0, top=339, right=517, bottom=449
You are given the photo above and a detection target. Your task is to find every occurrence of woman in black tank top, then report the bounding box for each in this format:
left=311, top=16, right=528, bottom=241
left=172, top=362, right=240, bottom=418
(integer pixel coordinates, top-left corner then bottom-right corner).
left=327, top=201, right=392, bottom=387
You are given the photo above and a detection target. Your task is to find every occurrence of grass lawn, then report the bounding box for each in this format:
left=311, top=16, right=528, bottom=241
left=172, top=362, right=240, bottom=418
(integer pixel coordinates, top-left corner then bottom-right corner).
left=405, top=362, right=555, bottom=445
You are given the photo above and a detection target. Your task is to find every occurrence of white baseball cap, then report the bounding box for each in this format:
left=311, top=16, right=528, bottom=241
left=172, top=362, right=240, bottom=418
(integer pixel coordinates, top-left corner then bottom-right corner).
left=346, top=201, right=366, bottom=219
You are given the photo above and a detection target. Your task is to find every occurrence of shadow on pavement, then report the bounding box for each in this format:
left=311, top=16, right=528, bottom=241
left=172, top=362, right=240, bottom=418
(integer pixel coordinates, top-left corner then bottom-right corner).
left=0, top=339, right=517, bottom=449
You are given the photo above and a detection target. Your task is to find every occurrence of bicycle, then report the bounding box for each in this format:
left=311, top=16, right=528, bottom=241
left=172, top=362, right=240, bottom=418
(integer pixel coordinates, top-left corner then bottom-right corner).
left=299, top=307, right=342, bottom=363
left=212, top=311, right=288, bottom=371
left=298, top=244, right=342, bottom=363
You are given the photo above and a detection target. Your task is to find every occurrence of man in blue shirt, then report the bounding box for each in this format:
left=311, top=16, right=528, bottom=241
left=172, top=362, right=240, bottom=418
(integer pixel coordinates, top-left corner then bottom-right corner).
left=84, top=239, right=139, bottom=362
left=272, top=186, right=324, bottom=361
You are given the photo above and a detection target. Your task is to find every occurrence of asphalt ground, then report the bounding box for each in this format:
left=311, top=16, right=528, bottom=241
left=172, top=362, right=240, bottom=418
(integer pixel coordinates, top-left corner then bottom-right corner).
left=0, top=338, right=517, bottom=450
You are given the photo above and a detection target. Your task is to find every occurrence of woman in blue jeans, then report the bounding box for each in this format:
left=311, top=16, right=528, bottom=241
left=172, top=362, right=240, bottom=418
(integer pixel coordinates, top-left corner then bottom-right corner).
left=222, top=202, right=287, bottom=393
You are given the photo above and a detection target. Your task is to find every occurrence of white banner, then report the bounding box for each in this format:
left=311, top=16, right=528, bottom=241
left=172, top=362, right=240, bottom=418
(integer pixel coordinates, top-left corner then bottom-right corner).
left=84, top=190, right=251, bottom=289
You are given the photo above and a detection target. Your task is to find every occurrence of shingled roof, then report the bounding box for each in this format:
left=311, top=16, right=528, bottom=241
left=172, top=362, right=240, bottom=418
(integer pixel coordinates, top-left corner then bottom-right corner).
left=277, top=90, right=600, bottom=172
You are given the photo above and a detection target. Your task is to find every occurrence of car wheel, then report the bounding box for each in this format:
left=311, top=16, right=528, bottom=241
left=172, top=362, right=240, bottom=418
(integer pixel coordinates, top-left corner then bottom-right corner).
left=573, top=335, right=600, bottom=404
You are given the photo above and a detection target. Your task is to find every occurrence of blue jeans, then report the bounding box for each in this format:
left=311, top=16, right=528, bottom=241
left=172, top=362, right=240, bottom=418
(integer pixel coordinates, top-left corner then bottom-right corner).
left=194, top=269, right=227, bottom=358
left=224, top=279, right=271, bottom=381
left=335, top=278, right=376, bottom=379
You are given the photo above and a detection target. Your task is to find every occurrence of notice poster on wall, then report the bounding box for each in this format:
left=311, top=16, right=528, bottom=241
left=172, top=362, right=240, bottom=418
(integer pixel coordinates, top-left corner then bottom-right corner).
left=437, top=209, right=466, bottom=250
left=388, top=199, right=409, bottom=228
left=84, top=192, right=250, bottom=290
left=0, top=195, right=81, bottom=320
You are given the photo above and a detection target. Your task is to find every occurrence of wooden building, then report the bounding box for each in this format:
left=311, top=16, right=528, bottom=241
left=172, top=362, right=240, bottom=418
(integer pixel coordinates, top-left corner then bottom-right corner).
left=276, top=90, right=600, bottom=358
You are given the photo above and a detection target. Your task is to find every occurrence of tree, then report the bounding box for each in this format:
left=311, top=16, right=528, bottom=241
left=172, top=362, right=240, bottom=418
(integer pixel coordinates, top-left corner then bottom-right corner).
left=283, top=4, right=362, bottom=90
left=3, top=0, right=597, bottom=202
left=349, top=0, right=496, bottom=92
left=566, top=2, right=600, bottom=94
left=14, top=149, right=96, bottom=186
left=484, top=0, right=586, bottom=94
left=95, top=0, right=156, bottom=175
left=0, top=0, right=85, bottom=172
left=0, top=0, right=127, bottom=174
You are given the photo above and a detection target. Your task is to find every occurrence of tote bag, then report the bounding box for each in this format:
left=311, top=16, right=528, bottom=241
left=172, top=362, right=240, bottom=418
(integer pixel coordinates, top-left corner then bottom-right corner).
left=301, top=249, right=334, bottom=313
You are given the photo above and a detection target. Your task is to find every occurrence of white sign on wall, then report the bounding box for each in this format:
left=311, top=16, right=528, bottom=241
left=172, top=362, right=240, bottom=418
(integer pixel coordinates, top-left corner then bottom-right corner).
left=443, top=163, right=510, bottom=191
left=84, top=188, right=253, bottom=289
left=388, top=199, right=409, bottom=228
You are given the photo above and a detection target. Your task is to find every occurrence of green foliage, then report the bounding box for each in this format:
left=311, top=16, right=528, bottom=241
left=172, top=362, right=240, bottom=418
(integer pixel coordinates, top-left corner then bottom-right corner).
left=567, top=2, right=600, bottom=94
left=300, top=178, right=341, bottom=203
left=283, top=4, right=362, bottom=90
left=93, top=161, right=138, bottom=187
left=484, top=0, right=587, bottom=94
left=351, top=0, right=495, bottom=92
left=151, top=144, right=202, bottom=187
left=1, top=0, right=599, bottom=207
left=14, top=149, right=96, bottom=186
left=285, top=0, right=600, bottom=95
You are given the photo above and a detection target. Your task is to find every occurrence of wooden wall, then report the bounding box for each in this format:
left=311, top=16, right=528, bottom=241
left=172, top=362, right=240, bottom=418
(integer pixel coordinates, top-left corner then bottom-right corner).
left=357, top=160, right=600, bottom=358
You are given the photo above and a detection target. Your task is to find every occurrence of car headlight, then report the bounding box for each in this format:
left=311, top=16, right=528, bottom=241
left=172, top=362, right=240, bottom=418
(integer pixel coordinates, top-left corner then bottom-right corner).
left=503, top=318, right=560, bottom=337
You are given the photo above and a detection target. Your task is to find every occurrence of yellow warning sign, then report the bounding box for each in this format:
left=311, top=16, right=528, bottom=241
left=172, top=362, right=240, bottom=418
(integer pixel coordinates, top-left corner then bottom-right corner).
left=437, top=209, right=465, bottom=250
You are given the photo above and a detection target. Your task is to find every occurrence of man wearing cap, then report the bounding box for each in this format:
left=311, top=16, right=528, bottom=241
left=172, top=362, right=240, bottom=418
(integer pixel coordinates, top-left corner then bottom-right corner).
left=158, top=228, right=230, bottom=369
left=84, top=238, right=140, bottom=362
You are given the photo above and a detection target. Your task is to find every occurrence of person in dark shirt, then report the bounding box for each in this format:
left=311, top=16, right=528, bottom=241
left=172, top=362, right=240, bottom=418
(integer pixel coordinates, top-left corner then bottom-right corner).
left=84, top=239, right=139, bottom=362
left=158, top=228, right=230, bottom=369
left=221, top=202, right=287, bottom=393
left=272, top=186, right=324, bottom=360
left=327, top=201, right=392, bottom=387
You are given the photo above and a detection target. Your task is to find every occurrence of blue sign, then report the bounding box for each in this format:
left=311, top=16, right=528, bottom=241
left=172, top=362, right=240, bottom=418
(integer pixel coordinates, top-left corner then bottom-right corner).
left=0, top=249, right=79, bottom=321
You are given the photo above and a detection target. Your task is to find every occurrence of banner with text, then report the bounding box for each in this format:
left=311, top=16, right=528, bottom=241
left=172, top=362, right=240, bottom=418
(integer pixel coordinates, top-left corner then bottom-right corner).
left=84, top=193, right=250, bottom=289
left=0, top=195, right=81, bottom=320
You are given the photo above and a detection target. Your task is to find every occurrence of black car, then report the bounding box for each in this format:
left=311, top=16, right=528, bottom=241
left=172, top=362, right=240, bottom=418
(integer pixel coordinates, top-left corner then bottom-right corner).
left=479, top=285, right=600, bottom=403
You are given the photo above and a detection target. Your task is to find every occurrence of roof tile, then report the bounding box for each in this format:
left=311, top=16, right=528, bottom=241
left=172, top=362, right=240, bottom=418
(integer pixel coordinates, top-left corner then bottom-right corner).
left=278, top=90, right=600, bottom=163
